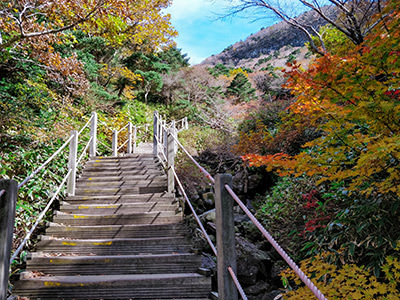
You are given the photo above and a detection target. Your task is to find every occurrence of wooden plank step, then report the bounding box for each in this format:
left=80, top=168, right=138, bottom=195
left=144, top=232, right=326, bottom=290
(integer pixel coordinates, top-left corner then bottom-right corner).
left=60, top=202, right=178, bottom=214
left=26, top=253, right=201, bottom=275
left=64, top=193, right=175, bottom=205
left=79, top=169, right=165, bottom=177
left=36, top=236, right=192, bottom=255
left=82, top=165, right=162, bottom=172
left=53, top=211, right=182, bottom=225
left=74, top=185, right=167, bottom=196
left=75, top=179, right=167, bottom=188
left=14, top=273, right=211, bottom=299
left=46, top=223, right=188, bottom=239
left=76, top=174, right=166, bottom=182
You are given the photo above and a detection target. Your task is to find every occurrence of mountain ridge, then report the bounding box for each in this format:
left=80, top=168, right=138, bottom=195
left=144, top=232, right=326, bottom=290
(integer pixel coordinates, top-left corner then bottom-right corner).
left=201, top=6, right=336, bottom=67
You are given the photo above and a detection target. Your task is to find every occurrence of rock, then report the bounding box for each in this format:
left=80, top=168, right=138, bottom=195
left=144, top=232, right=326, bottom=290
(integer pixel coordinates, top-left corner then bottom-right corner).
left=233, top=170, right=246, bottom=193
left=236, top=236, right=273, bottom=287
left=244, top=280, right=270, bottom=296
left=199, top=209, right=216, bottom=222
left=248, top=174, right=263, bottom=191
left=202, top=192, right=214, bottom=204
left=261, top=290, right=283, bottom=300
left=237, top=264, right=259, bottom=285
left=234, top=213, right=250, bottom=224
left=201, top=253, right=216, bottom=271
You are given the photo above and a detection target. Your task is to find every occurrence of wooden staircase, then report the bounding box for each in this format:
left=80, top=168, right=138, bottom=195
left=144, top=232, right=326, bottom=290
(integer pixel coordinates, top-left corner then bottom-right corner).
left=13, top=153, right=211, bottom=299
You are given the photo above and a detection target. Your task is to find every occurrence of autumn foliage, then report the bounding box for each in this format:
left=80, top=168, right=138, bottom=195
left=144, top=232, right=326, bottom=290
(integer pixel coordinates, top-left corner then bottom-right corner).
left=241, top=1, right=400, bottom=197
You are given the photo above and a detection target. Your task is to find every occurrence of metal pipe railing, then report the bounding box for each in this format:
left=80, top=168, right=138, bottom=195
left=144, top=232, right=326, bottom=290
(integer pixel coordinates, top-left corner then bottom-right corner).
left=172, top=135, right=215, bottom=184
left=171, top=166, right=217, bottom=256
left=228, top=266, right=248, bottom=300
left=224, top=184, right=328, bottom=300
left=78, top=114, right=94, bottom=136
left=10, top=169, right=72, bottom=264
left=17, top=135, right=74, bottom=189
left=77, top=136, right=93, bottom=166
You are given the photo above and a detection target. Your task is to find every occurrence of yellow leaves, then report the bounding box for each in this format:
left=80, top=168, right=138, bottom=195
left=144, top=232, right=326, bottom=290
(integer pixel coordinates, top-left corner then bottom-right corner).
left=282, top=248, right=400, bottom=300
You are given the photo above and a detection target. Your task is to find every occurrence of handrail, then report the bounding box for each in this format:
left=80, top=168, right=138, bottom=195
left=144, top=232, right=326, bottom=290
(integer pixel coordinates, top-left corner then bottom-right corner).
left=17, top=135, right=74, bottom=189
left=78, top=114, right=93, bottom=136
left=224, top=184, right=328, bottom=300
left=171, top=135, right=215, bottom=184
left=228, top=266, right=248, bottom=300
left=117, top=139, right=129, bottom=151
left=10, top=169, right=72, bottom=264
left=99, top=139, right=112, bottom=151
left=77, top=136, right=93, bottom=166
left=171, top=166, right=217, bottom=256
left=116, top=123, right=129, bottom=134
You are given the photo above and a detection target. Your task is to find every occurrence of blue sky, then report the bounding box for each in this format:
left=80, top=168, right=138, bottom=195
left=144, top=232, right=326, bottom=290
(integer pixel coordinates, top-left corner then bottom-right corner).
left=165, top=0, right=279, bottom=65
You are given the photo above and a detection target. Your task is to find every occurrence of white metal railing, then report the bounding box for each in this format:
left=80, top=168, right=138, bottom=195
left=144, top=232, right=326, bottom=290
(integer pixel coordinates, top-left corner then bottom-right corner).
left=8, top=112, right=97, bottom=265
left=0, top=111, right=152, bottom=297
left=152, top=111, right=328, bottom=300
left=111, top=122, right=150, bottom=157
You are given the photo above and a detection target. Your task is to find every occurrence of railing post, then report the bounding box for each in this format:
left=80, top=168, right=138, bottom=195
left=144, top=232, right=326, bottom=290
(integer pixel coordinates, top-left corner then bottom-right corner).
left=167, top=127, right=176, bottom=193
left=67, top=130, right=78, bottom=196
left=127, top=122, right=133, bottom=154
left=215, top=174, right=238, bottom=300
left=153, top=111, right=159, bottom=157
left=133, top=126, right=137, bottom=154
left=112, top=130, right=118, bottom=157
left=171, top=120, right=177, bottom=154
left=89, top=112, right=97, bottom=157
left=0, top=180, right=17, bottom=300
left=184, top=117, right=189, bottom=130
left=163, top=121, right=168, bottom=161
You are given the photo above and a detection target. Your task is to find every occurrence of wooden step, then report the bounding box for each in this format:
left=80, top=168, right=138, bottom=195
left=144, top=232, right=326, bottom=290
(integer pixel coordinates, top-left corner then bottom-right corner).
left=74, top=185, right=167, bottom=196
left=46, top=223, right=188, bottom=239
left=36, top=236, right=192, bottom=255
left=60, top=202, right=178, bottom=214
left=53, top=211, right=182, bottom=225
left=76, top=174, right=166, bottom=182
left=65, top=192, right=175, bottom=205
left=26, top=253, right=201, bottom=275
left=14, top=273, right=211, bottom=299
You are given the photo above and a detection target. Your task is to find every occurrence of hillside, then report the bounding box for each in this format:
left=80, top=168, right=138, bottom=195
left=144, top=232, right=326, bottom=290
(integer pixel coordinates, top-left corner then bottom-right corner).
left=201, top=6, right=336, bottom=68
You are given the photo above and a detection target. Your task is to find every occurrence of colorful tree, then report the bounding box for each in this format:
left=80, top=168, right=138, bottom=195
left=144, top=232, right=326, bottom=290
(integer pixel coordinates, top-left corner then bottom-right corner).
left=242, top=1, right=400, bottom=197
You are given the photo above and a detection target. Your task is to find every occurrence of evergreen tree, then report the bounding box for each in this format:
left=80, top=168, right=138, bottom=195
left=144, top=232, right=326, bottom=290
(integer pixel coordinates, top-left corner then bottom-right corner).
left=226, top=73, right=256, bottom=102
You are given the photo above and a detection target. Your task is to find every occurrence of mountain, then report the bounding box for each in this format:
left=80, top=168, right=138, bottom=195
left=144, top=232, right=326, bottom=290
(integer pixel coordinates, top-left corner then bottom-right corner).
left=201, top=6, right=337, bottom=68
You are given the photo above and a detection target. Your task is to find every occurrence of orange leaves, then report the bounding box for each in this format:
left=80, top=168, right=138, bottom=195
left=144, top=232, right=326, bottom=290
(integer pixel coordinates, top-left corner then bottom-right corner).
left=241, top=153, right=297, bottom=176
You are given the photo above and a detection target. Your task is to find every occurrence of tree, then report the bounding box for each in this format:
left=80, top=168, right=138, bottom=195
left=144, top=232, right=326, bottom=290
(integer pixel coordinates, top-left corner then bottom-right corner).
left=226, top=72, right=257, bottom=102
left=241, top=0, right=400, bottom=197
left=0, top=0, right=177, bottom=94
left=227, top=0, right=386, bottom=55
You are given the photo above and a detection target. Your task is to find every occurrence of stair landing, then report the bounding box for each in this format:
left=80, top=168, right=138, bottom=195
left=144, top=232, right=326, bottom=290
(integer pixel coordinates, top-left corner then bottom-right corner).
left=13, top=153, right=211, bottom=299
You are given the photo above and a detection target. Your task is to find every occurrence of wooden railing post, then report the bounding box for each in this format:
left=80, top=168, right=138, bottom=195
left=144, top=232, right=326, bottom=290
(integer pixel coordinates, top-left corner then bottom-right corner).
left=127, top=122, right=133, bottom=154
left=215, top=174, right=238, bottom=300
left=167, top=127, right=176, bottom=193
left=67, top=130, right=78, bottom=196
left=112, top=130, right=118, bottom=157
left=133, top=126, right=137, bottom=154
left=0, top=180, right=17, bottom=300
left=153, top=111, right=159, bottom=157
left=89, top=112, right=97, bottom=157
